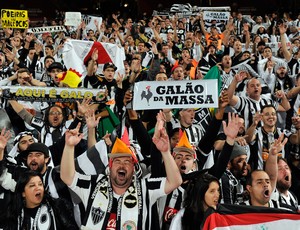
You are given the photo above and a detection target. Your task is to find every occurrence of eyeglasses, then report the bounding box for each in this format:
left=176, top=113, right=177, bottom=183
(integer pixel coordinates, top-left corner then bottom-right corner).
left=49, top=111, right=62, bottom=116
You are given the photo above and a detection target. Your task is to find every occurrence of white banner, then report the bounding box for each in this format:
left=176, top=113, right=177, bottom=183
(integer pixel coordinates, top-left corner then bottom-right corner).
left=28, top=26, right=66, bottom=34
left=65, top=12, right=82, bottom=27
left=82, top=15, right=102, bottom=31
left=132, top=80, right=218, bottom=110
left=203, top=11, right=230, bottom=21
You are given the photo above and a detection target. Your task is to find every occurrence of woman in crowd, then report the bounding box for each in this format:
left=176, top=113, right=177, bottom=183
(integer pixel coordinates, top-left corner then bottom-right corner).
left=169, top=173, right=220, bottom=230
left=5, top=170, right=78, bottom=230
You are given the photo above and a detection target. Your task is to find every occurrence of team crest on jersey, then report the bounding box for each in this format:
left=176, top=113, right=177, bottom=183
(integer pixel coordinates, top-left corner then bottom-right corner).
left=122, top=220, right=137, bottom=230
left=91, top=206, right=105, bottom=225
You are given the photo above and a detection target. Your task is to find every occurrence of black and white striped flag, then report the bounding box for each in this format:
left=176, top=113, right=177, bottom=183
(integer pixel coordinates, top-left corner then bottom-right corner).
left=170, top=3, right=192, bottom=12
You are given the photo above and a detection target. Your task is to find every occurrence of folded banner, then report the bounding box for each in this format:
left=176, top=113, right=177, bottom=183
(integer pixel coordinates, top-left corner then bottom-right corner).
left=0, top=86, right=106, bottom=103
left=132, top=80, right=218, bottom=110
left=203, top=204, right=300, bottom=230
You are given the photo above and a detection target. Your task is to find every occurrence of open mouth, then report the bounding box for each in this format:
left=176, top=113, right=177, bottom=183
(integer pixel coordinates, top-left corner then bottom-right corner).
left=117, top=170, right=126, bottom=178
left=180, top=165, right=186, bottom=171
left=30, top=165, right=38, bottom=171
left=264, top=189, right=270, bottom=198
left=285, top=175, right=289, bottom=181
left=35, top=192, right=42, bottom=199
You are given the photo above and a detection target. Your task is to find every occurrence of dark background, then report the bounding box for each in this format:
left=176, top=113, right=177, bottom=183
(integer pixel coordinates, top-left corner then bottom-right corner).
left=1, top=0, right=299, bottom=23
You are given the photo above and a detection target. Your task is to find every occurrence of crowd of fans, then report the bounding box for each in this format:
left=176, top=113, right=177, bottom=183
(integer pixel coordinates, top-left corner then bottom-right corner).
left=0, top=7, right=300, bottom=229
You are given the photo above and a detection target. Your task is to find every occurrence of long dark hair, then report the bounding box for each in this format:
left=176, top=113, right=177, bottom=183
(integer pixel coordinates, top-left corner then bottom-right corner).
left=6, top=171, right=45, bottom=230
left=5, top=170, right=79, bottom=230
left=182, top=173, right=219, bottom=230
left=44, top=104, right=68, bottom=129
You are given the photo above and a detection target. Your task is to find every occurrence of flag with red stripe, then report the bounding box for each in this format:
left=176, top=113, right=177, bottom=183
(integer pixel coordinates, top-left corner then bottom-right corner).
left=202, top=204, right=300, bottom=230
left=62, top=39, right=125, bottom=75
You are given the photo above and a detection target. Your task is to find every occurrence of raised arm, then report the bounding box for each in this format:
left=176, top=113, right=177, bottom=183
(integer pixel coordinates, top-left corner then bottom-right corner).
left=279, top=23, right=292, bottom=62
left=198, top=90, right=229, bottom=154
left=112, top=14, right=122, bottom=28
left=152, top=111, right=182, bottom=194
left=199, top=13, right=208, bottom=36
left=60, top=123, right=83, bottom=186
left=86, top=48, right=98, bottom=76
left=244, top=24, right=251, bottom=50
left=8, top=100, right=34, bottom=125
left=265, top=134, right=287, bottom=192
left=0, top=128, right=11, bottom=161
left=276, top=90, right=291, bottom=112
left=227, top=73, right=244, bottom=107
left=289, top=116, right=300, bottom=145
left=208, top=112, right=241, bottom=178
left=287, top=86, right=300, bottom=99
left=245, top=112, right=262, bottom=143
left=85, top=109, right=101, bottom=148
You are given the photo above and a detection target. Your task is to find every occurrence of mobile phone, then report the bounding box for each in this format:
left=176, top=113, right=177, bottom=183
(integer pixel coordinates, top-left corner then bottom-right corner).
left=6, top=43, right=13, bottom=51
left=125, top=84, right=134, bottom=109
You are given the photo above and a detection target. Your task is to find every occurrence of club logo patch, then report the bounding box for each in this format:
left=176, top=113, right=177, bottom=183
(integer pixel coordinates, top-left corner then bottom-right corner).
left=91, top=206, right=105, bottom=225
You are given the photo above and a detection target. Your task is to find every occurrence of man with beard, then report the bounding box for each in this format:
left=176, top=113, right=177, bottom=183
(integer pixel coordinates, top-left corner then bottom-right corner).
left=240, top=134, right=296, bottom=210
left=0, top=141, right=73, bottom=205
left=0, top=112, right=109, bottom=227
left=220, top=143, right=249, bottom=204
left=271, top=157, right=299, bottom=210
left=60, top=116, right=182, bottom=229
left=0, top=140, right=79, bottom=228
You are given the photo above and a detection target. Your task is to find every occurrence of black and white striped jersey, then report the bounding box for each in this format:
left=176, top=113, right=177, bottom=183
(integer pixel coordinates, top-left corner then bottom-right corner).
left=233, top=94, right=278, bottom=129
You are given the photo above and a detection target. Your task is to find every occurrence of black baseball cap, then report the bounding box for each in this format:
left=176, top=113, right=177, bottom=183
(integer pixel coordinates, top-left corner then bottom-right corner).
left=103, top=62, right=117, bottom=71
left=47, top=62, right=64, bottom=72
